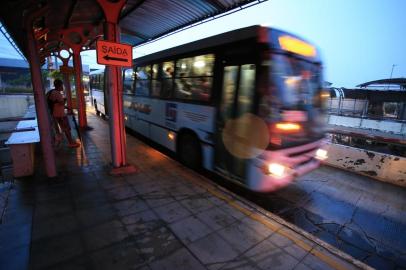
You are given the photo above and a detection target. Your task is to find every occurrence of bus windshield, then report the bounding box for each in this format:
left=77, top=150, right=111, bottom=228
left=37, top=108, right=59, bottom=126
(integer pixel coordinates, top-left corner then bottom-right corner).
left=271, top=54, right=323, bottom=110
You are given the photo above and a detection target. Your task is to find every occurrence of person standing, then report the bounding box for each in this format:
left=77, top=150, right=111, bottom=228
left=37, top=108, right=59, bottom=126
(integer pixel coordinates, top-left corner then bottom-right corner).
left=47, top=79, right=80, bottom=148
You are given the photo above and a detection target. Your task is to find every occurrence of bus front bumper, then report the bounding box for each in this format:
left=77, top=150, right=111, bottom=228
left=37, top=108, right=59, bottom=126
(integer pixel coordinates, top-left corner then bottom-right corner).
left=248, top=139, right=327, bottom=192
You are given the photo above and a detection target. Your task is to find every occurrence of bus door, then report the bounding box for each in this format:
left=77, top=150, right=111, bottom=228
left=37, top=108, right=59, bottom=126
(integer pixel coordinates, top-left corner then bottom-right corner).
left=214, top=63, right=256, bottom=183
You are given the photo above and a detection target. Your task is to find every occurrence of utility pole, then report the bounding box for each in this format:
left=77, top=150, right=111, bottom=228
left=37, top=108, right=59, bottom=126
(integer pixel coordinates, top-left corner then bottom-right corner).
left=388, top=64, right=397, bottom=90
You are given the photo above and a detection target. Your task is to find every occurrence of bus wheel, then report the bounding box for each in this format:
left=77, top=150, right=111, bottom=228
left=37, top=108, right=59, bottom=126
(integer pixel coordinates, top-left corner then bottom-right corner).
left=178, top=133, right=202, bottom=170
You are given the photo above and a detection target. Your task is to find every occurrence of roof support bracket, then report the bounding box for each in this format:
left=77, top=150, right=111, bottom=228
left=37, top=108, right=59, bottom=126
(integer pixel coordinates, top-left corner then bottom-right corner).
left=96, top=0, right=126, bottom=24
left=59, top=25, right=98, bottom=128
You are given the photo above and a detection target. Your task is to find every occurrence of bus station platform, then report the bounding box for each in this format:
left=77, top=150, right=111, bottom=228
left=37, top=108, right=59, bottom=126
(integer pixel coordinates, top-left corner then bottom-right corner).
left=0, top=112, right=369, bottom=270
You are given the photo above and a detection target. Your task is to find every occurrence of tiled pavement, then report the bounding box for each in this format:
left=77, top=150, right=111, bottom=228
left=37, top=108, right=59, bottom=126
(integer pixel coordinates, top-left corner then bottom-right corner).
left=0, top=112, right=370, bottom=270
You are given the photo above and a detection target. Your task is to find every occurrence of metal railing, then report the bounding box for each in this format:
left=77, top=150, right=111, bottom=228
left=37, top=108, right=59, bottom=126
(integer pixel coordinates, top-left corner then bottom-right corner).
left=327, top=97, right=406, bottom=122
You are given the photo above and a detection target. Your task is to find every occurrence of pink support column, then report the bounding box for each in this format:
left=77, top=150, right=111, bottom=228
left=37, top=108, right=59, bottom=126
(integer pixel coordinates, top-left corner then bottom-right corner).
left=105, top=22, right=127, bottom=168
left=97, top=0, right=136, bottom=174
left=26, top=23, right=57, bottom=177
left=62, top=71, right=73, bottom=114
left=60, top=27, right=95, bottom=129
left=73, top=52, right=87, bottom=128
left=58, top=52, right=73, bottom=114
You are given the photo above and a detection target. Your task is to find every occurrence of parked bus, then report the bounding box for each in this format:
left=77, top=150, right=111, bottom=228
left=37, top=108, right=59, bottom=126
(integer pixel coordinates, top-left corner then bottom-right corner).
left=90, top=25, right=328, bottom=192
left=90, top=69, right=108, bottom=116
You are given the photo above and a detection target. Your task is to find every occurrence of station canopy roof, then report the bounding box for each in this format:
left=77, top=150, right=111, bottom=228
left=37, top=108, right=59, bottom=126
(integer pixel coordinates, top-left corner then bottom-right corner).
left=356, top=78, right=406, bottom=90
left=0, top=0, right=265, bottom=61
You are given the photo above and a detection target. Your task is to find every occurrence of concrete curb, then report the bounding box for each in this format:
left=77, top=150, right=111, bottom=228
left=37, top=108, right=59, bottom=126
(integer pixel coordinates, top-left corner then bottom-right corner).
left=324, top=143, right=406, bottom=188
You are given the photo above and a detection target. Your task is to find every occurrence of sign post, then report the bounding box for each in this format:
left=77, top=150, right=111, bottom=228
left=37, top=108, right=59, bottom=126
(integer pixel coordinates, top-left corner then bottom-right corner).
left=96, top=0, right=136, bottom=175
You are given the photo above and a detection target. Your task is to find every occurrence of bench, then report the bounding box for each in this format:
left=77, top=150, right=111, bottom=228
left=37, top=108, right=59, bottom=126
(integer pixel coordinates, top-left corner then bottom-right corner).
left=5, top=106, right=39, bottom=177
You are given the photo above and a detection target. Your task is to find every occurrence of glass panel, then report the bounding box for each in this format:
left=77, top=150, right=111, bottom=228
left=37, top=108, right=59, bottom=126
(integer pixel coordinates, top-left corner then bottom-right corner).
left=174, top=77, right=212, bottom=101
left=234, top=64, right=256, bottom=177
left=136, top=66, right=151, bottom=79
left=99, top=74, right=104, bottom=92
left=162, top=62, right=174, bottom=78
left=174, top=78, right=193, bottom=99
left=236, top=64, right=256, bottom=117
left=271, top=54, right=322, bottom=109
left=123, top=68, right=135, bottom=95
left=135, top=65, right=150, bottom=96
left=220, top=66, right=239, bottom=119
left=176, top=54, right=214, bottom=77
left=383, top=102, right=398, bottom=118
left=161, top=78, right=173, bottom=98
left=151, top=80, right=161, bottom=97
left=152, top=64, right=159, bottom=79
left=193, top=76, right=212, bottom=101
left=135, top=80, right=149, bottom=96
left=161, top=61, right=174, bottom=98
left=368, top=102, right=384, bottom=117
left=215, top=65, right=243, bottom=179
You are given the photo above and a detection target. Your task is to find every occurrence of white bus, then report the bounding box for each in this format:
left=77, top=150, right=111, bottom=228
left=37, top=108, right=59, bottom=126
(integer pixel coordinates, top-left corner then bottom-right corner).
left=90, top=25, right=329, bottom=192
left=90, top=69, right=107, bottom=116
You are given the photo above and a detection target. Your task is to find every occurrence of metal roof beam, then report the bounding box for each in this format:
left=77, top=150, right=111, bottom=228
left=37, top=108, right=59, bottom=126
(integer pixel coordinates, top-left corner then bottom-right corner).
left=120, top=0, right=148, bottom=21
left=64, top=0, right=78, bottom=28
left=205, top=0, right=227, bottom=10
left=120, top=26, right=150, bottom=41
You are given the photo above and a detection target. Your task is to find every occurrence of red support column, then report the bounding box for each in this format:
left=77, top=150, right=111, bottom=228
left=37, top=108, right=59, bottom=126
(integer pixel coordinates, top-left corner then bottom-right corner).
left=26, top=23, right=57, bottom=177
left=62, top=70, right=73, bottom=113
left=105, top=22, right=127, bottom=168
left=98, top=0, right=136, bottom=174
left=73, top=52, right=87, bottom=128
left=60, top=26, right=96, bottom=129
left=57, top=51, right=73, bottom=114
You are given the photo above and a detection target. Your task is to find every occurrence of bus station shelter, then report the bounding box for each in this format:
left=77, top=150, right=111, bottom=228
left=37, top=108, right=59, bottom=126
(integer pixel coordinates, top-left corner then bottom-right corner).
left=0, top=0, right=266, bottom=177
left=0, top=2, right=373, bottom=270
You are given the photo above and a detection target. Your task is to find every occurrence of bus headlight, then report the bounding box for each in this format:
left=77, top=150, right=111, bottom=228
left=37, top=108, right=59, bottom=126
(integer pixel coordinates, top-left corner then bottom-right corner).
left=268, top=163, right=286, bottom=177
left=275, top=122, right=301, bottom=132
left=168, top=132, right=175, bottom=140
left=315, top=149, right=328, bottom=160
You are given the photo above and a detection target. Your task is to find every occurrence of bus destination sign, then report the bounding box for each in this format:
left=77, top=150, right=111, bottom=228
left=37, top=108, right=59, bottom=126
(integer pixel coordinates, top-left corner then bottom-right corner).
left=96, top=40, right=132, bottom=67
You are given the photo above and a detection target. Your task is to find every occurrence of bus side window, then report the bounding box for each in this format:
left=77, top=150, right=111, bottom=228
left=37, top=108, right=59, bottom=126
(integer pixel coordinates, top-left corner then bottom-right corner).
left=135, top=65, right=151, bottom=96
left=151, top=63, right=161, bottom=97
left=174, top=54, right=214, bottom=102
left=100, top=74, right=104, bottom=93
left=123, top=68, right=135, bottom=95
left=160, top=61, right=174, bottom=98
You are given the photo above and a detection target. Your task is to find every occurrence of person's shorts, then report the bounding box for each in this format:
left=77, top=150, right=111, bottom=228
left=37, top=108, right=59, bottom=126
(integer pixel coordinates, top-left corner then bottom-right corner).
left=54, top=116, right=71, bottom=132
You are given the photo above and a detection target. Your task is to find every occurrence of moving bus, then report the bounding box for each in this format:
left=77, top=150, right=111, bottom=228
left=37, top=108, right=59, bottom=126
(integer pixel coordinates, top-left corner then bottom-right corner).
left=90, top=25, right=328, bottom=192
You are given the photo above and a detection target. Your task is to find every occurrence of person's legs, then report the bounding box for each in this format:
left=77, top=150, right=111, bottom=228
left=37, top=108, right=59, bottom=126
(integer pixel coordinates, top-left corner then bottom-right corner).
left=52, top=117, right=63, bottom=146
left=57, top=117, right=80, bottom=148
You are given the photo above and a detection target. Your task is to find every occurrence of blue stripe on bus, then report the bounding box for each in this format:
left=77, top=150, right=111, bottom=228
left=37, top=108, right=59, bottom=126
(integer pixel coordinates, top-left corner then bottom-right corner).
left=127, top=115, right=214, bottom=147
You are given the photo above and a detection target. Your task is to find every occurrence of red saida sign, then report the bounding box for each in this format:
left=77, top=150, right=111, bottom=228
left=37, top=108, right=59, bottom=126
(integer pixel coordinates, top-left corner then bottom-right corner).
left=96, top=40, right=133, bottom=67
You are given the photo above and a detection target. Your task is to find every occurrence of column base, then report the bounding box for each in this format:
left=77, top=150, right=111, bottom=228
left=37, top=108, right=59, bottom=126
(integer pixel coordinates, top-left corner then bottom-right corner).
left=109, top=164, right=138, bottom=176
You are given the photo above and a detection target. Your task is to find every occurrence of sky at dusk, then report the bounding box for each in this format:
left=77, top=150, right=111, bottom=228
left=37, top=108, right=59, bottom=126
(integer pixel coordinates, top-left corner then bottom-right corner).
left=1, top=0, right=405, bottom=88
